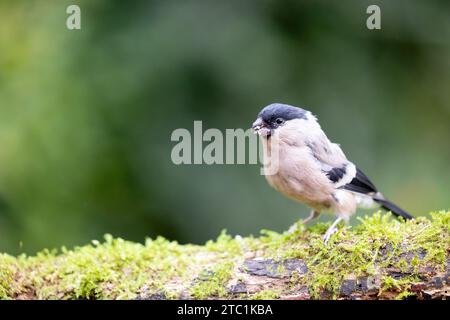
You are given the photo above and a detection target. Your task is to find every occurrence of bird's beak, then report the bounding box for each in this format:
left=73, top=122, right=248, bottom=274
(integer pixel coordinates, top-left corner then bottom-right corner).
left=252, top=117, right=271, bottom=137
left=252, top=117, right=264, bottom=131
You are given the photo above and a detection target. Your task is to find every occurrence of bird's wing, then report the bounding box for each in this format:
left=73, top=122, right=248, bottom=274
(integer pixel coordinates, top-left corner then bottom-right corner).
left=307, top=136, right=348, bottom=168
left=339, top=167, right=378, bottom=195
left=323, top=163, right=378, bottom=195
left=306, top=139, right=378, bottom=194
left=325, top=162, right=378, bottom=196
left=306, top=137, right=357, bottom=188
left=304, top=132, right=411, bottom=219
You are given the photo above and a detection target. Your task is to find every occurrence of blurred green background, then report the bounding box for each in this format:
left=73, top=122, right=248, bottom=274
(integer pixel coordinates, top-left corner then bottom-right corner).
left=0, top=0, right=449, bottom=254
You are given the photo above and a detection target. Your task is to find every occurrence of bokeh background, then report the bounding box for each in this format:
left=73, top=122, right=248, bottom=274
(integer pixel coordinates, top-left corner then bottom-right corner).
left=0, top=0, right=449, bottom=254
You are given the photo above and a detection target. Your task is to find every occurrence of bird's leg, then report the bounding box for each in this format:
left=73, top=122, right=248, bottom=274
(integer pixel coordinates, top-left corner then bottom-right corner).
left=302, top=210, right=321, bottom=224
left=288, top=210, right=321, bottom=234
left=323, top=217, right=343, bottom=244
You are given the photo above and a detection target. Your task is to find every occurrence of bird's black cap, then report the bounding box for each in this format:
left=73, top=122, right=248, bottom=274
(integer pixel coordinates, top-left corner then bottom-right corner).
left=258, top=103, right=307, bottom=124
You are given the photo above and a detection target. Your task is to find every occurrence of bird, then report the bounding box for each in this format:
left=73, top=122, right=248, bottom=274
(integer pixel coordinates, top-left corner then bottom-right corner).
left=252, top=103, right=413, bottom=243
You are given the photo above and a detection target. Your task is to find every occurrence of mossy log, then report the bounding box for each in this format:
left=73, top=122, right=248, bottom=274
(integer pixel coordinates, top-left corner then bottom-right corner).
left=1, top=211, right=449, bottom=300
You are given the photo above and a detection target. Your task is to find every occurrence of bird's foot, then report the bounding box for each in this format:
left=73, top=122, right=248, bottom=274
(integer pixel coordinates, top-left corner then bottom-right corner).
left=322, top=217, right=343, bottom=245
left=323, top=226, right=338, bottom=244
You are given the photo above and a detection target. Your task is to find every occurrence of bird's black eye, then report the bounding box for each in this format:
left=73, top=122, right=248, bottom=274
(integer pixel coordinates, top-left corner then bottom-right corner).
left=275, top=118, right=284, bottom=125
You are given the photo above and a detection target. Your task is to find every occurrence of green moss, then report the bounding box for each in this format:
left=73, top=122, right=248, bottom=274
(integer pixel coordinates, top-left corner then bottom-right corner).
left=190, top=261, right=235, bottom=299
left=380, top=274, right=420, bottom=300
left=205, top=230, right=243, bottom=257
left=0, top=254, right=17, bottom=299
left=251, top=289, right=280, bottom=300
left=0, top=211, right=448, bottom=300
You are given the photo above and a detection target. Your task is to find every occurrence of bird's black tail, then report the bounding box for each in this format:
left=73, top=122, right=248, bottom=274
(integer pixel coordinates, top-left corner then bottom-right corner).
left=373, top=197, right=413, bottom=220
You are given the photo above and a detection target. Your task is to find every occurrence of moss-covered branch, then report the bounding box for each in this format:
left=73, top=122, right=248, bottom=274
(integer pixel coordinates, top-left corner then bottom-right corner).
left=1, top=211, right=449, bottom=300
